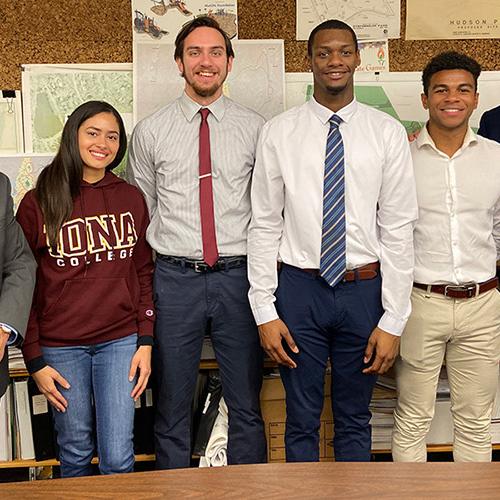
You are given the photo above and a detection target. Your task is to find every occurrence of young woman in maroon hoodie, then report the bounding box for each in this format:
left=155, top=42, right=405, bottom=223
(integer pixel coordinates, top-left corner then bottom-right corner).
left=16, top=101, right=155, bottom=477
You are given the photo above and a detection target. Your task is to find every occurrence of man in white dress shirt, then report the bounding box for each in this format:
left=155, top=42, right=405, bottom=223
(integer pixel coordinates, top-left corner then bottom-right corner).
left=392, top=51, right=500, bottom=462
left=247, top=19, right=417, bottom=461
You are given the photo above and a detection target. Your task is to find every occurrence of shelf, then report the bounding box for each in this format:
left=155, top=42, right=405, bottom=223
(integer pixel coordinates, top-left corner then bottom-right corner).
left=8, top=369, right=29, bottom=378
left=10, top=358, right=277, bottom=377
left=199, top=358, right=277, bottom=370
left=4, top=446, right=500, bottom=466
left=371, top=443, right=500, bottom=455
left=0, top=454, right=155, bottom=469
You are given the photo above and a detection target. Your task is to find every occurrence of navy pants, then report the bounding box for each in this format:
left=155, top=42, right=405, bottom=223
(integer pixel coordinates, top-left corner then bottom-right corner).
left=153, top=258, right=266, bottom=469
left=277, top=264, right=382, bottom=462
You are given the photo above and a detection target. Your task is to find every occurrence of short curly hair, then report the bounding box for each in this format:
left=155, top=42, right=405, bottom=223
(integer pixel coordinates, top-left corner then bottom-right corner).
left=422, top=51, right=481, bottom=95
left=307, top=19, right=358, bottom=57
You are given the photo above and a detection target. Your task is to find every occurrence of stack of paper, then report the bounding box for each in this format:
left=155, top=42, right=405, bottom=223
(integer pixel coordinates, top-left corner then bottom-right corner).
left=8, top=347, right=26, bottom=371
left=370, top=369, right=455, bottom=450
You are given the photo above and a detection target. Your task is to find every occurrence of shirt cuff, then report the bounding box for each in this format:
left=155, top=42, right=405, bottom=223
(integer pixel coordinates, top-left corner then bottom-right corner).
left=26, top=356, right=47, bottom=375
left=251, top=303, right=279, bottom=326
left=0, top=323, right=20, bottom=346
left=137, top=335, right=154, bottom=347
left=377, top=312, right=406, bottom=337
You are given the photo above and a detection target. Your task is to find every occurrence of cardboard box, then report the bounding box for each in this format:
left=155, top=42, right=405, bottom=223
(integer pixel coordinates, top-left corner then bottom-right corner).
left=260, top=374, right=334, bottom=462
left=260, top=370, right=456, bottom=459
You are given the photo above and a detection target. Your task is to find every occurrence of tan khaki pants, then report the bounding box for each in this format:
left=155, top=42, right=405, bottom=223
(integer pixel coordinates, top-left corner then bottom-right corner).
left=392, top=287, right=500, bottom=462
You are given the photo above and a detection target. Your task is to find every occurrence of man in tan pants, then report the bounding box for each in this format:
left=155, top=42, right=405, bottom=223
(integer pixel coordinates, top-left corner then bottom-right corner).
left=392, top=51, right=500, bottom=462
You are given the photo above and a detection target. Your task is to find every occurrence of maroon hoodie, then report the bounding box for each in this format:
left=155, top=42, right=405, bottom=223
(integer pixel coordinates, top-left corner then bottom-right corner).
left=16, top=172, right=155, bottom=374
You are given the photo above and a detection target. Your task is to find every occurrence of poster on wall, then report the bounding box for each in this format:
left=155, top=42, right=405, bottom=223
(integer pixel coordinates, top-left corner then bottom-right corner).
left=131, top=0, right=238, bottom=43
left=285, top=71, right=500, bottom=134
left=0, top=154, right=54, bottom=211
left=21, top=64, right=133, bottom=154
left=357, top=39, right=389, bottom=73
left=406, top=0, right=500, bottom=40
left=296, top=0, right=400, bottom=40
left=0, top=91, right=24, bottom=154
left=133, top=39, right=285, bottom=123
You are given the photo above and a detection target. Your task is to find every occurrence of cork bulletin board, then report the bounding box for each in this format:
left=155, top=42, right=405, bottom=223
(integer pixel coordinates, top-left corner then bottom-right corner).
left=0, top=0, right=499, bottom=89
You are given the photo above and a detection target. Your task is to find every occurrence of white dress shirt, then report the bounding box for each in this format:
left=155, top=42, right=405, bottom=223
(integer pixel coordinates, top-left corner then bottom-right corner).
left=412, top=125, right=500, bottom=284
left=128, top=93, right=264, bottom=258
left=248, top=98, right=418, bottom=336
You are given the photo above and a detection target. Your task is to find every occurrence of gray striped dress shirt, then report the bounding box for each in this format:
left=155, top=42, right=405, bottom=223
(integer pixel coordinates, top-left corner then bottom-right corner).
left=127, top=93, right=265, bottom=258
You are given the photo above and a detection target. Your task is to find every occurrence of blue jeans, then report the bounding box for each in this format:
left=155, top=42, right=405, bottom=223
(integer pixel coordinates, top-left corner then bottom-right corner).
left=276, top=264, right=382, bottom=462
left=153, top=258, right=266, bottom=469
left=42, top=334, right=137, bottom=477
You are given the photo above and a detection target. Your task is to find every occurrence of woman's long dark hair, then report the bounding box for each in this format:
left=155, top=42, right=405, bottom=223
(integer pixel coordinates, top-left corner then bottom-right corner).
left=35, top=100, right=127, bottom=249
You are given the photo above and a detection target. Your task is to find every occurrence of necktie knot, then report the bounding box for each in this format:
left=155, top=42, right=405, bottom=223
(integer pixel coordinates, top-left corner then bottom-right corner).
left=200, top=108, right=210, bottom=121
left=329, top=114, right=342, bottom=129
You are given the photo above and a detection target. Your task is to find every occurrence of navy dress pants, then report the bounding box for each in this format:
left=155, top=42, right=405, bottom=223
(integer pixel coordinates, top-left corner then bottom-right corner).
left=153, top=258, right=267, bottom=469
left=277, top=264, right=382, bottom=462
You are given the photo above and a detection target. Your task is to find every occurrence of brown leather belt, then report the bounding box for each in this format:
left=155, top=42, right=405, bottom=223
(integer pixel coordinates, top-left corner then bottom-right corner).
left=299, top=262, right=379, bottom=282
left=413, top=277, right=498, bottom=299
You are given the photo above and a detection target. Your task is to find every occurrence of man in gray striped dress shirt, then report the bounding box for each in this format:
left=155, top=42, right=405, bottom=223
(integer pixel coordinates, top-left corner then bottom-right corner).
left=128, top=16, right=267, bottom=469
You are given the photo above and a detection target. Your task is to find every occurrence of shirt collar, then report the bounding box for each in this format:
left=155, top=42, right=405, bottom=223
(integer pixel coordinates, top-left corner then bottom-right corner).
left=416, top=123, right=478, bottom=153
left=308, top=96, right=358, bottom=125
left=179, top=92, right=226, bottom=122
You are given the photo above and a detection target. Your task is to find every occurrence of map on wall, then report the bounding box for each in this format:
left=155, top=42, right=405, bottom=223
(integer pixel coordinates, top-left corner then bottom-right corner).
left=134, top=39, right=285, bottom=122
left=285, top=72, right=500, bottom=133
left=0, top=92, right=24, bottom=154
left=296, top=0, right=400, bottom=40
left=406, top=0, right=500, bottom=40
left=22, top=64, right=133, bottom=153
left=0, top=155, right=54, bottom=211
left=131, top=0, right=238, bottom=43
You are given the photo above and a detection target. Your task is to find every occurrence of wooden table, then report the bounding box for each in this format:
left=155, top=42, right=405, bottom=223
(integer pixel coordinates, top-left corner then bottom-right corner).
left=1, top=462, right=500, bottom=499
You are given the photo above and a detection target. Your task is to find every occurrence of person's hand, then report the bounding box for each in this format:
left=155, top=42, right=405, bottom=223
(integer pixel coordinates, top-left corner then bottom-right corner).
left=258, top=319, right=299, bottom=368
left=362, top=326, right=400, bottom=375
left=129, top=345, right=152, bottom=401
left=0, top=326, right=9, bottom=362
left=32, top=365, right=71, bottom=412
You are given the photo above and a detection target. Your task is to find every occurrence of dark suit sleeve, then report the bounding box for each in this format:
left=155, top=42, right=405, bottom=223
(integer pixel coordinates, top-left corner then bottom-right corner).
left=478, top=111, right=489, bottom=138
left=478, top=107, right=500, bottom=143
left=0, top=174, right=36, bottom=395
left=0, top=174, right=36, bottom=339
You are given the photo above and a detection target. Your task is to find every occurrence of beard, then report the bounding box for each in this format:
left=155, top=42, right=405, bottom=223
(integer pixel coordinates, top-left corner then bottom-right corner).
left=189, top=81, right=221, bottom=98
left=182, top=68, right=228, bottom=99
left=325, top=82, right=349, bottom=95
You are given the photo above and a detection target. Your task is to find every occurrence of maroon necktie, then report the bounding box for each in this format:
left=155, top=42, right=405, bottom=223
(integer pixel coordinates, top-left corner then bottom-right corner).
left=199, top=108, right=219, bottom=266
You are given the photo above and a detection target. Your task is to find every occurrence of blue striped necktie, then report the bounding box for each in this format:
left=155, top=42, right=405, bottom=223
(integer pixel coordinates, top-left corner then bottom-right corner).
left=319, top=114, right=346, bottom=287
